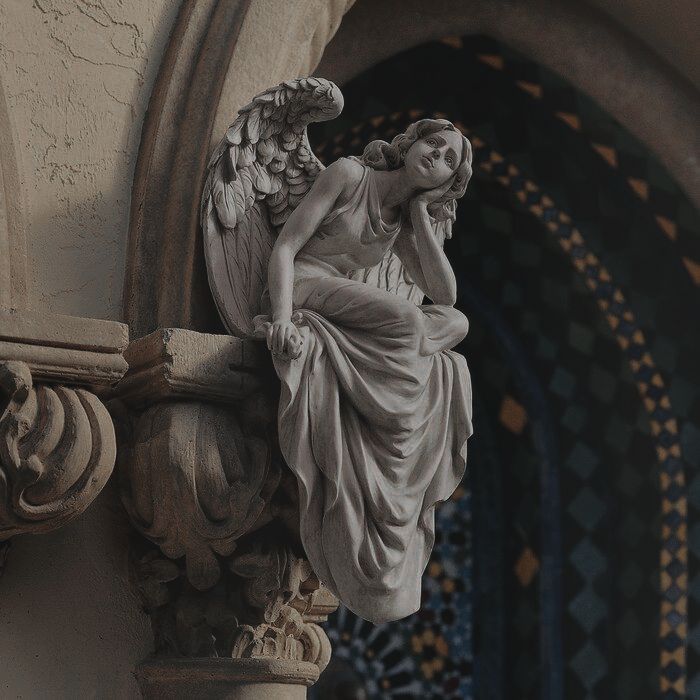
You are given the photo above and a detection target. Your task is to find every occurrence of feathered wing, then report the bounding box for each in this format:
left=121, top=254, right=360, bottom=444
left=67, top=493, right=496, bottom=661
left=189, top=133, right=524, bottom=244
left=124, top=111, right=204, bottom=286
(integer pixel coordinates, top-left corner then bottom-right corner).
left=201, top=77, right=344, bottom=337
left=350, top=218, right=453, bottom=305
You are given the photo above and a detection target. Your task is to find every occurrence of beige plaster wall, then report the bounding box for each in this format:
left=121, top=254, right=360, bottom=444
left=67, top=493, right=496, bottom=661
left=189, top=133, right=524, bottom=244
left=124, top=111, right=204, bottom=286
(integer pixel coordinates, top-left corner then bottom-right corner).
left=0, top=483, right=151, bottom=699
left=0, top=0, right=181, bottom=321
left=0, top=2, right=182, bottom=698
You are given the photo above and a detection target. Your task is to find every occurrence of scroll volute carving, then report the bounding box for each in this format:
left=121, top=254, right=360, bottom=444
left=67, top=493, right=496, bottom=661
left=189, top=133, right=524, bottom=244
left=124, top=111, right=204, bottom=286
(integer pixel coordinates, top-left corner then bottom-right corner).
left=118, top=400, right=280, bottom=590
left=0, top=361, right=116, bottom=539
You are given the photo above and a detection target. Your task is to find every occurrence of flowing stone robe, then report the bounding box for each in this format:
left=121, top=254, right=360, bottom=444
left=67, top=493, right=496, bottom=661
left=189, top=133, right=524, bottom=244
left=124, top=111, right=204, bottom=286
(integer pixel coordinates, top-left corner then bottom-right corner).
left=264, top=161, right=473, bottom=624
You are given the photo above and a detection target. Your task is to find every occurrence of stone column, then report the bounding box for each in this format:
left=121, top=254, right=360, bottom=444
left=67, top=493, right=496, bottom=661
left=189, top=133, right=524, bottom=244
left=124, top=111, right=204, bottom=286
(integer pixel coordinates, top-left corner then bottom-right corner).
left=114, top=329, right=336, bottom=699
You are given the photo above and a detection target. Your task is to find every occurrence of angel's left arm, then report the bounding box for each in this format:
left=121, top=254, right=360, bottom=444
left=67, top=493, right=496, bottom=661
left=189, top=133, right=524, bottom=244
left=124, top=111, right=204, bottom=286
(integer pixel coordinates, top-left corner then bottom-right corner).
left=394, top=200, right=457, bottom=306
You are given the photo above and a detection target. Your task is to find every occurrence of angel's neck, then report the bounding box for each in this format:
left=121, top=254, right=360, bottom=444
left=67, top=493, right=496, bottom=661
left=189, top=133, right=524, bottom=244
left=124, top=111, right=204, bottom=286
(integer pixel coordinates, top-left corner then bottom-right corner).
left=372, top=168, right=416, bottom=209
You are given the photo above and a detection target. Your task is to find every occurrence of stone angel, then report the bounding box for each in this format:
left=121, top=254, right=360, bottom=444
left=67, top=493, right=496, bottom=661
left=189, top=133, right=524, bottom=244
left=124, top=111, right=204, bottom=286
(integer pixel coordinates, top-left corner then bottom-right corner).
left=202, top=78, right=473, bottom=625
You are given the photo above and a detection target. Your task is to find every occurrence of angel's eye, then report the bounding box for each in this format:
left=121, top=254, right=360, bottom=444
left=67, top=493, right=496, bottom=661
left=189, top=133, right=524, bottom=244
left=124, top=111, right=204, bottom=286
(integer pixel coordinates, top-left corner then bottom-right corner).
left=445, top=156, right=454, bottom=166
left=427, top=138, right=436, bottom=146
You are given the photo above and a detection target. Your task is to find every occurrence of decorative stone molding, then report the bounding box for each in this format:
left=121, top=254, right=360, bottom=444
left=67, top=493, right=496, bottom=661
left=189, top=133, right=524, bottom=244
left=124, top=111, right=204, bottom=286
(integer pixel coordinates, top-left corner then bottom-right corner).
left=114, top=328, right=337, bottom=697
left=0, top=77, right=28, bottom=309
left=0, top=309, right=127, bottom=544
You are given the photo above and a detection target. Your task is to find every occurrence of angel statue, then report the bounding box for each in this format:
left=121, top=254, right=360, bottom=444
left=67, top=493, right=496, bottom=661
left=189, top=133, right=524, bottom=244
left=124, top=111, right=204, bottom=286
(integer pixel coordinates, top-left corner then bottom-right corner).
left=202, top=77, right=473, bottom=625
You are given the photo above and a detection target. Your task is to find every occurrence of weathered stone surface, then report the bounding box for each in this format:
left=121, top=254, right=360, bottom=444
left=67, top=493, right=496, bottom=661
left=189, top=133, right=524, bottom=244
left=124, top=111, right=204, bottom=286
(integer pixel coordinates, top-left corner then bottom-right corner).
left=0, top=360, right=118, bottom=539
left=116, top=327, right=264, bottom=406
left=0, top=308, right=128, bottom=387
left=119, top=400, right=279, bottom=590
left=0, top=310, right=127, bottom=540
left=136, top=657, right=318, bottom=699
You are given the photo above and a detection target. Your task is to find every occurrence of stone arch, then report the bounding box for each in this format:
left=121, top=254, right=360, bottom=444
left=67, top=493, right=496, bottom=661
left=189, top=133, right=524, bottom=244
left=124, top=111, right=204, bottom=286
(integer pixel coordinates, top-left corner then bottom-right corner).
left=317, top=0, right=700, bottom=210
left=123, top=0, right=355, bottom=338
left=0, top=74, right=27, bottom=309
left=123, top=0, right=700, bottom=339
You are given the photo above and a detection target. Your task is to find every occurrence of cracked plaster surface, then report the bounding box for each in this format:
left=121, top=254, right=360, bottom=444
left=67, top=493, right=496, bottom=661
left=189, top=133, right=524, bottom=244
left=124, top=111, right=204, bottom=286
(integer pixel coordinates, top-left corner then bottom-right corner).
left=0, top=3, right=182, bottom=699
left=0, top=0, right=181, bottom=320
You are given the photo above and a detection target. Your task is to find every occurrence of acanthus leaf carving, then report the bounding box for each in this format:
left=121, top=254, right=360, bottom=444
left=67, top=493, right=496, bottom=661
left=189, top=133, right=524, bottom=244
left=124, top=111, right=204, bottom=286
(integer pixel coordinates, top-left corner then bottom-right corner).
left=228, top=536, right=332, bottom=672
left=118, top=399, right=280, bottom=591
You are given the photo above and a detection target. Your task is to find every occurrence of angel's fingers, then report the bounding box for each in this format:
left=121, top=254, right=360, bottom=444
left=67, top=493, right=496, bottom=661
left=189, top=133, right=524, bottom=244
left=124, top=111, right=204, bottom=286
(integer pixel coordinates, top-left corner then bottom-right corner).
left=266, top=324, right=274, bottom=350
left=275, top=325, right=288, bottom=355
left=289, top=332, right=303, bottom=359
left=281, top=325, right=291, bottom=354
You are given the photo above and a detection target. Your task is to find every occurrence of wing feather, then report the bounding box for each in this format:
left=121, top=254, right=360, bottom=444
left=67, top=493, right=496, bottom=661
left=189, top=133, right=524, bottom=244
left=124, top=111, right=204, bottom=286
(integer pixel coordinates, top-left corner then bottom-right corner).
left=202, top=78, right=343, bottom=337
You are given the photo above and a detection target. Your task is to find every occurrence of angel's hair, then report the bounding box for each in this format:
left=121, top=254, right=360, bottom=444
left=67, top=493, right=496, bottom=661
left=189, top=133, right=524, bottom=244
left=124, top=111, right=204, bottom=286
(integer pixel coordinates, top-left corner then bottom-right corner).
left=357, top=118, right=473, bottom=224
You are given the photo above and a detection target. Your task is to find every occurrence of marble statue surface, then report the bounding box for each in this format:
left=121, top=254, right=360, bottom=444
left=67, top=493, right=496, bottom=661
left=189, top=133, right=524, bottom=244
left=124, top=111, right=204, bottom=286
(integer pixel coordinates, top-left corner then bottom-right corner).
left=202, top=77, right=473, bottom=624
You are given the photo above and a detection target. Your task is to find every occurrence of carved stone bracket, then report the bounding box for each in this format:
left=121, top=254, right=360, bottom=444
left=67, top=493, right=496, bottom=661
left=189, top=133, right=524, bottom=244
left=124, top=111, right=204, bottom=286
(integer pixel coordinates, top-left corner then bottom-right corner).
left=0, top=308, right=128, bottom=547
left=113, top=328, right=337, bottom=697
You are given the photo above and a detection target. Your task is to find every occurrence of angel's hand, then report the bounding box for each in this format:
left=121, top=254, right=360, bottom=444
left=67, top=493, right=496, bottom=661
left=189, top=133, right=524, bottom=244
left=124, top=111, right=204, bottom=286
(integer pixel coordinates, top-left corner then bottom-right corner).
left=266, top=319, right=303, bottom=360
left=414, top=178, right=454, bottom=207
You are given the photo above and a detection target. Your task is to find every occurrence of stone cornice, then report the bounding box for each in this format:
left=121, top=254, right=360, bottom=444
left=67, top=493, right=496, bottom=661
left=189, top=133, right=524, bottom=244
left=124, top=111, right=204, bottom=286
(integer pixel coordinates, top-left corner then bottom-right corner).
left=0, top=309, right=128, bottom=541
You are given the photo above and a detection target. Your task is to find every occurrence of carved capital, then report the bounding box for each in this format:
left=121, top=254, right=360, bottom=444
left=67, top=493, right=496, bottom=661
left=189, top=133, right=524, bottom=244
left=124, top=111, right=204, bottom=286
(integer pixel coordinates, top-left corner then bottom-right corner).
left=115, top=328, right=338, bottom=682
left=0, top=309, right=127, bottom=543
left=229, top=539, right=332, bottom=672
left=115, top=329, right=280, bottom=590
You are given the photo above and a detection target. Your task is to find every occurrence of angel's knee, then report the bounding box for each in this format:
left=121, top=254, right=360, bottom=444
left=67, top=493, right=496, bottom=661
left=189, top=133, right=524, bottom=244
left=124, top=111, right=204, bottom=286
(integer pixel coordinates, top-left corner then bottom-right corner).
left=446, top=308, right=469, bottom=343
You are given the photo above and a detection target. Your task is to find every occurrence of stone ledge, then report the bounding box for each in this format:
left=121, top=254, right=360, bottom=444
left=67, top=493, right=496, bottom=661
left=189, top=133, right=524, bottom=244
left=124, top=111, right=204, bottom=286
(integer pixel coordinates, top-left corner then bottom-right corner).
left=0, top=308, right=128, bottom=387
left=116, top=328, right=267, bottom=407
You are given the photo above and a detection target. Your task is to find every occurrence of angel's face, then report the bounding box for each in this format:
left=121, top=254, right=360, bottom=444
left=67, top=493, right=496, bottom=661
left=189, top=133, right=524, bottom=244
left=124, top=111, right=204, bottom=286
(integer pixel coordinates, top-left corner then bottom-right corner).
left=404, top=129, right=463, bottom=190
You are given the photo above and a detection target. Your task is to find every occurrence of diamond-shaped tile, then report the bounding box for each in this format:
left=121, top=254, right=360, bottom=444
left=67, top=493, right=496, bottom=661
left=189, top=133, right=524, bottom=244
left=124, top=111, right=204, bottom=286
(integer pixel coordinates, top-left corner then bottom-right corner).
left=550, top=366, right=576, bottom=399
left=567, top=487, right=606, bottom=531
left=616, top=609, right=642, bottom=649
left=561, top=404, right=587, bottom=433
left=570, top=538, right=606, bottom=580
left=569, top=641, right=607, bottom=690
left=619, top=511, right=646, bottom=547
left=568, top=587, right=606, bottom=633
left=618, top=562, right=643, bottom=599
left=565, top=443, right=599, bottom=479
left=617, top=463, right=644, bottom=497
left=568, top=321, right=595, bottom=354
left=589, top=365, right=618, bottom=402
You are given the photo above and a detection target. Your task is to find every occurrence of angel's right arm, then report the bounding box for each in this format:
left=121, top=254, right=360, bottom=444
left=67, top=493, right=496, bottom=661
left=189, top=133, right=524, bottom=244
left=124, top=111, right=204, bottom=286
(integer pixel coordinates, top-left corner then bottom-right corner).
left=268, top=159, right=357, bottom=322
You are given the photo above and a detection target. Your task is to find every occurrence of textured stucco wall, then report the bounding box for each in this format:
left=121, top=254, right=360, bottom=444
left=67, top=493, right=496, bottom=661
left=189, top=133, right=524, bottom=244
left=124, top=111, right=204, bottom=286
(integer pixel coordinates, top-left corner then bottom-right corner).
left=0, top=2, right=182, bottom=698
left=0, top=0, right=181, bottom=321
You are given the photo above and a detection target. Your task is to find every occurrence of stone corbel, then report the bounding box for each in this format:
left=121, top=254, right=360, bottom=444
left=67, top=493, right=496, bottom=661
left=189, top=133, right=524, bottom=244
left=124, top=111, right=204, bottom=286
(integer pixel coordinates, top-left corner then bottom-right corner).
left=0, top=308, right=128, bottom=565
left=113, top=328, right=337, bottom=699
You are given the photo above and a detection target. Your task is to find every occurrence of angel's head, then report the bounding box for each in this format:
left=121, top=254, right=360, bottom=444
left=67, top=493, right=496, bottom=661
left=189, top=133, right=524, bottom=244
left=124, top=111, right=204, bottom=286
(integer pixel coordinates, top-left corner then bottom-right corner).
left=358, top=118, right=472, bottom=223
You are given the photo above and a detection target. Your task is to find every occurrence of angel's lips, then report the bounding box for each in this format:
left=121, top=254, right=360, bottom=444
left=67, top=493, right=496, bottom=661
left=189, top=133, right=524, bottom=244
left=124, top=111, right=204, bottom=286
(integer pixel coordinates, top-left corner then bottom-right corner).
left=421, top=156, right=434, bottom=169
